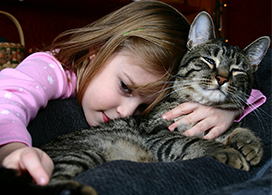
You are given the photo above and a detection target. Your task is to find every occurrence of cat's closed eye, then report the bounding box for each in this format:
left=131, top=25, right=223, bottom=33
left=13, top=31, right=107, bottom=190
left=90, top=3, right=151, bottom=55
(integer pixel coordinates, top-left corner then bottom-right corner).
left=202, top=57, right=216, bottom=69
left=230, top=68, right=247, bottom=76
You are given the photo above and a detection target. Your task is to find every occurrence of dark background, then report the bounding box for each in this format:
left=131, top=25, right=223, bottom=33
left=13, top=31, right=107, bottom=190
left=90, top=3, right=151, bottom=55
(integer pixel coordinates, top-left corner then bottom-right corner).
left=0, top=0, right=271, bottom=55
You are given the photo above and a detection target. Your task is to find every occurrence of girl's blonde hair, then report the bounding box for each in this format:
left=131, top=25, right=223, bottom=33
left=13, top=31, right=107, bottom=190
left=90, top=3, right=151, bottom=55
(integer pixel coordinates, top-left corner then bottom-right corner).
left=50, top=0, right=190, bottom=114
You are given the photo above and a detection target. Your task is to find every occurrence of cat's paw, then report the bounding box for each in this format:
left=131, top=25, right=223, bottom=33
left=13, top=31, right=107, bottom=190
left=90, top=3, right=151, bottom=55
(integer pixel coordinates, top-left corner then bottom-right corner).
left=46, top=181, right=97, bottom=195
left=211, top=147, right=249, bottom=171
left=228, top=128, right=263, bottom=166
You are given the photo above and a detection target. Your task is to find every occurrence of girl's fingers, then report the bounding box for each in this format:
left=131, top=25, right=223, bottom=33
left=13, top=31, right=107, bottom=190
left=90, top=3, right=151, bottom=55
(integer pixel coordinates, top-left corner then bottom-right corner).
left=167, top=103, right=213, bottom=131
left=1, top=146, right=54, bottom=186
left=168, top=112, right=206, bottom=131
left=183, top=119, right=213, bottom=137
left=162, top=102, right=199, bottom=120
left=203, top=126, right=225, bottom=139
left=20, top=148, right=53, bottom=185
left=165, top=102, right=239, bottom=139
left=41, top=152, right=54, bottom=180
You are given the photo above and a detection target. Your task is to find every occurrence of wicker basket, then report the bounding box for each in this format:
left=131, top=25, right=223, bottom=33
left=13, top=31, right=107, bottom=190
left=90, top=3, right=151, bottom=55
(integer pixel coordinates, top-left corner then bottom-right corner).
left=0, top=11, right=25, bottom=70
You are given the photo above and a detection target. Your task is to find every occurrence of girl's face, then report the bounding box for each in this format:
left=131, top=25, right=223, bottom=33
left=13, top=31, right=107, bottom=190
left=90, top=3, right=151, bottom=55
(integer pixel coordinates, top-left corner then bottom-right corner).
left=82, top=51, right=162, bottom=126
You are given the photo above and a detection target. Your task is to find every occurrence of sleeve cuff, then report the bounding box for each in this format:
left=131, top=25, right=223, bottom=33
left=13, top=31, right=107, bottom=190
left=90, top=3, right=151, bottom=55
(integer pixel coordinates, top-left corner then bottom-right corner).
left=234, top=89, right=266, bottom=122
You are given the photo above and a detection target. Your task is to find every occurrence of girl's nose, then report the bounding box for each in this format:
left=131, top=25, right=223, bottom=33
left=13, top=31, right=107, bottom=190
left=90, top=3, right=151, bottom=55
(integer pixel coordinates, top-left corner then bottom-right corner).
left=116, top=101, right=139, bottom=118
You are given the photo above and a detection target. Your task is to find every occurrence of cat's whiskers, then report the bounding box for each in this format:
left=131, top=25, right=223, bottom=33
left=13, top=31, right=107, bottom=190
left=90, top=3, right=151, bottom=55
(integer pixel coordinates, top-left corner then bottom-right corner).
left=145, top=81, right=177, bottom=99
left=138, top=78, right=177, bottom=100
left=147, top=77, right=202, bottom=101
left=242, top=91, right=271, bottom=121
left=247, top=107, right=270, bottom=133
left=168, top=81, right=202, bottom=100
left=228, top=90, right=248, bottom=107
left=228, top=91, right=270, bottom=133
left=228, top=94, right=244, bottom=108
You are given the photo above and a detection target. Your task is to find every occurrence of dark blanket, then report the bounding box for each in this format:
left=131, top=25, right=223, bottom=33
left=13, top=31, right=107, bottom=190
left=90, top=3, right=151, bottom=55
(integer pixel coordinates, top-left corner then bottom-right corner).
left=27, top=49, right=272, bottom=195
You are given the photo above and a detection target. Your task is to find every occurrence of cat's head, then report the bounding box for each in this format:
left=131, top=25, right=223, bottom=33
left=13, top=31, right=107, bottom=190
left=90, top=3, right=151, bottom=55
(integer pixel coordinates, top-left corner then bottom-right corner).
left=173, top=11, right=270, bottom=109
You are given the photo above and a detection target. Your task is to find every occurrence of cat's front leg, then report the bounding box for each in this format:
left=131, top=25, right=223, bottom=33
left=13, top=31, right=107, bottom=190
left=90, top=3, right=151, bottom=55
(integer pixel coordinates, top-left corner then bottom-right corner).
left=225, top=128, right=263, bottom=166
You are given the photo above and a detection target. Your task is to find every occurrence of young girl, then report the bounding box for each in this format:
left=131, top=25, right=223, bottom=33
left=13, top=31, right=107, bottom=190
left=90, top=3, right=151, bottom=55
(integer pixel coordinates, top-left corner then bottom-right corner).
left=0, top=0, right=265, bottom=187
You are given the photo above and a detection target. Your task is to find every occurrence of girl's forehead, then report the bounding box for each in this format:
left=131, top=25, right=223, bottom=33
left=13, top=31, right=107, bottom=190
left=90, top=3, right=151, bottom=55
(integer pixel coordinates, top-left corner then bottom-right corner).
left=120, top=60, right=162, bottom=86
left=100, top=50, right=164, bottom=89
left=115, top=50, right=162, bottom=75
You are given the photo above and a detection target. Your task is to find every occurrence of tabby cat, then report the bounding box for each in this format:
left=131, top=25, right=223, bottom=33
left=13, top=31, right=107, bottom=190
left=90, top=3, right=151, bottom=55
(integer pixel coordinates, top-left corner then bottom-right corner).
left=2, top=11, right=270, bottom=195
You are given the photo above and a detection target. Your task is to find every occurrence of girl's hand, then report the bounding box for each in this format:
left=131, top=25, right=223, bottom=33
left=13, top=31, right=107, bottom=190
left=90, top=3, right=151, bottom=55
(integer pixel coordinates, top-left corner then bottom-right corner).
left=0, top=143, right=54, bottom=185
left=162, top=102, right=240, bottom=139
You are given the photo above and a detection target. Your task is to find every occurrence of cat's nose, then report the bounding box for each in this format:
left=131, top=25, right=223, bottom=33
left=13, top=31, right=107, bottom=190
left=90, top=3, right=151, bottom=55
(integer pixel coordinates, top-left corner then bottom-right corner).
left=216, top=75, right=228, bottom=85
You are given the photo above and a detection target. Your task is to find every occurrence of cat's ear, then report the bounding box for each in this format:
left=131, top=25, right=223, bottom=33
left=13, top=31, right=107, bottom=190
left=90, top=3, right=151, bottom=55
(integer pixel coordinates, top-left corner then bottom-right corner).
left=187, top=11, right=216, bottom=50
left=243, top=36, right=270, bottom=72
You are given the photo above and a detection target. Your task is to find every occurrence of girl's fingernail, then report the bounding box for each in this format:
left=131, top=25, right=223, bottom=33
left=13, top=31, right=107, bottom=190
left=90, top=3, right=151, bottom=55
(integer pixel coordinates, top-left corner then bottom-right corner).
left=182, top=131, right=189, bottom=136
left=162, top=115, right=168, bottom=119
left=169, top=126, right=175, bottom=131
left=39, top=176, right=46, bottom=185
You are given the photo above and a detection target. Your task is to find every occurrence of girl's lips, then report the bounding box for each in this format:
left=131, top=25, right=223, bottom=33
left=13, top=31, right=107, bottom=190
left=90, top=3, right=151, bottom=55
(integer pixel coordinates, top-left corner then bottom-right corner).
left=102, top=112, right=111, bottom=123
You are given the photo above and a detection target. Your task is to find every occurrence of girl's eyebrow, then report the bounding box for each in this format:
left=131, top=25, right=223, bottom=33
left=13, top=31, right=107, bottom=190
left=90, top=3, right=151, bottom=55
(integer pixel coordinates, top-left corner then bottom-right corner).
left=122, top=71, right=136, bottom=86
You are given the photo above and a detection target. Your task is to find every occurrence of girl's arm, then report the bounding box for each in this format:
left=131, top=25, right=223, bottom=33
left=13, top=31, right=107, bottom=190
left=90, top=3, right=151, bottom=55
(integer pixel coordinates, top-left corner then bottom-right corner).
left=0, top=52, right=77, bottom=184
left=0, top=52, right=77, bottom=147
left=162, top=89, right=266, bottom=139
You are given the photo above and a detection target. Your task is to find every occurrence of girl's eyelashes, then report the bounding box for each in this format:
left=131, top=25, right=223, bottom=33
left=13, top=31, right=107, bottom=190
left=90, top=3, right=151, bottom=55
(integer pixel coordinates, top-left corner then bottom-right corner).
left=120, top=81, right=133, bottom=95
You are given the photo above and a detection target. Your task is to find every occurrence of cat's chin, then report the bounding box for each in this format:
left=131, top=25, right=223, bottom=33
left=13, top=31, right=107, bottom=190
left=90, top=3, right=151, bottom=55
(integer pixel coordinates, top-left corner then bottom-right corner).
left=202, top=89, right=226, bottom=103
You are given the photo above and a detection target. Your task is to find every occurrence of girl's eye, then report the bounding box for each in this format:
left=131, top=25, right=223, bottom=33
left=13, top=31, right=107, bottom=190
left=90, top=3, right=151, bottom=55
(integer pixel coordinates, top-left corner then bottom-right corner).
left=121, top=81, right=132, bottom=94
left=203, top=57, right=216, bottom=68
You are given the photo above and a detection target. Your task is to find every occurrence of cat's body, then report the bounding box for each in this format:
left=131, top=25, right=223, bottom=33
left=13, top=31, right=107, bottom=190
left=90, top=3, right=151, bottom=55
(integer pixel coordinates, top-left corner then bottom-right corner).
left=1, top=12, right=270, bottom=195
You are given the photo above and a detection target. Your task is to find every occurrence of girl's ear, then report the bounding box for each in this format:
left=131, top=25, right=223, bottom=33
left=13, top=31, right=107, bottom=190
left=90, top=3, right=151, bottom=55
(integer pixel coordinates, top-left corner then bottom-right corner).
left=89, top=54, right=96, bottom=61
left=187, top=11, right=216, bottom=50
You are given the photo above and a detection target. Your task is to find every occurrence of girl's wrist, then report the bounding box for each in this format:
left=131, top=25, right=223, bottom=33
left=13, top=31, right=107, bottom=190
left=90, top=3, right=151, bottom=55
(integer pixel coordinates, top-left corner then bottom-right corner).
left=0, top=142, right=27, bottom=163
left=234, top=107, right=245, bottom=122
